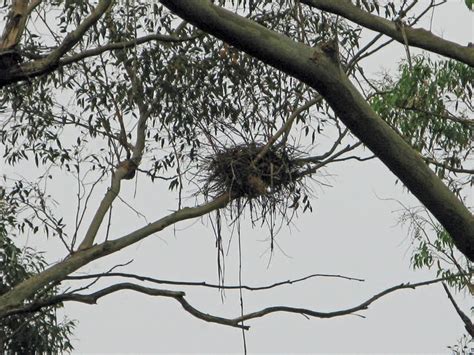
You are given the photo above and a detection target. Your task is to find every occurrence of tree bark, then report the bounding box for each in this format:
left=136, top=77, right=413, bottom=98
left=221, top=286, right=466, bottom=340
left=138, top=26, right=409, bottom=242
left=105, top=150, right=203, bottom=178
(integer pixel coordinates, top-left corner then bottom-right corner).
left=0, top=0, right=28, bottom=50
left=301, top=0, right=474, bottom=67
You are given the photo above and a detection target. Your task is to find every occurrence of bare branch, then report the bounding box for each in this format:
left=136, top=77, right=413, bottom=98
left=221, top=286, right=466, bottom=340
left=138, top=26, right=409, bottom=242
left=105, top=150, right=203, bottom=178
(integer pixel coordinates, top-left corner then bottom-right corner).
left=2, top=277, right=454, bottom=331
left=1, top=283, right=248, bottom=330
left=65, top=272, right=365, bottom=290
left=442, top=283, right=474, bottom=337
left=255, top=95, right=322, bottom=162
left=296, top=127, right=351, bottom=164
left=296, top=141, right=366, bottom=177
left=77, top=166, right=126, bottom=250
left=235, top=277, right=455, bottom=323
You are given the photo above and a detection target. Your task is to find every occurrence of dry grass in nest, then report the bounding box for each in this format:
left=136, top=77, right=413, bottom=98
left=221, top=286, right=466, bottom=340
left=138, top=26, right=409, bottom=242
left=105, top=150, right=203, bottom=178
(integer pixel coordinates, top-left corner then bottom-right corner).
left=203, top=143, right=307, bottom=206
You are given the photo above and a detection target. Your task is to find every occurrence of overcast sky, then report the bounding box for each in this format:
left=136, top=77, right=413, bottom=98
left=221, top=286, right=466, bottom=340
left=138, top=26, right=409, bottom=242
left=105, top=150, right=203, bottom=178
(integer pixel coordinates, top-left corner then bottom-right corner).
left=4, top=1, right=473, bottom=354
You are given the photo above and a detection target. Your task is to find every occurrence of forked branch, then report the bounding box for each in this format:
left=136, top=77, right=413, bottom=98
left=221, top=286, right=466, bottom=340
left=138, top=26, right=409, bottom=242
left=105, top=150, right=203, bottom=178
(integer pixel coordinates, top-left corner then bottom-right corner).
left=1, top=276, right=457, bottom=331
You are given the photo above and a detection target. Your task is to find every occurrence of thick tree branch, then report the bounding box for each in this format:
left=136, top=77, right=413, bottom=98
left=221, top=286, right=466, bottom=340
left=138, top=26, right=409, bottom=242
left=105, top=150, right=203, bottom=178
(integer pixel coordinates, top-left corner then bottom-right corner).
left=26, top=0, right=42, bottom=16
left=0, top=193, right=231, bottom=316
left=77, top=165, right=127, bottom=250
left=160, top=0, right=474, bottom=261
left=301, top=0, right=474, bottom=67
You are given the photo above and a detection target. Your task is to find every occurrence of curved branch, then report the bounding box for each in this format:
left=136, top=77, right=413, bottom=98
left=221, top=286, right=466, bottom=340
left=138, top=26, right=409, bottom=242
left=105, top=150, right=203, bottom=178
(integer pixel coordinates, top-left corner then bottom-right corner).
left=235, top=277, right=449, bottom=323
left=301, top=0, right=474, bottom=67
left=255, top=95, right=322, bottom=162
left=2, top=283, right=248, bottom=329
left=296, top=141, right=364, bottom=177
left=2, top=277, right=453, bottom=331
left=296, top=128, right=352, bottom=164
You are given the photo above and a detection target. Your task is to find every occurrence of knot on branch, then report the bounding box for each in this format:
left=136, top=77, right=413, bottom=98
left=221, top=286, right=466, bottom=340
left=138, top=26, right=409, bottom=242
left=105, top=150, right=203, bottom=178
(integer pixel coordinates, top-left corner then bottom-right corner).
left=117, top=159, right=137, bottom=180
left=320, top=39, right=339, bottom=63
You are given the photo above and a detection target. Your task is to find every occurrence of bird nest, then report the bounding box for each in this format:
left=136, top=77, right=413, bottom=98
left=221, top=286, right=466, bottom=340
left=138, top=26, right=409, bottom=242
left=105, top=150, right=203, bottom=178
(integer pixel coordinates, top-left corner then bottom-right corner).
left=203, top=143, right=305, bottom=202
left=200, top=142, right=313, bottom=283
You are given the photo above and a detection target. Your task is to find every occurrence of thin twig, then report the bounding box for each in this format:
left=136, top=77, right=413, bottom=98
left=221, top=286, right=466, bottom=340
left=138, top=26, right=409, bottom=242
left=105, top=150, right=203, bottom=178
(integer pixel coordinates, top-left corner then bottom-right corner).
left=442, top=283, right=474, bottom=337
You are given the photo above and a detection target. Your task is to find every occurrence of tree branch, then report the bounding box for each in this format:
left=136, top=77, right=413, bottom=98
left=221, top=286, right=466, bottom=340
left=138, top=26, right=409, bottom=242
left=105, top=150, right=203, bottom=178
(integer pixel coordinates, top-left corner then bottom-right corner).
left=59, top=32, right=201, bottom=67
left=78, top=14, right=173, bottom=250
left=442, top=283, right=474, bottom=337
left=235, top=277, right=452, bottom=323
left=423, top=157, right=474, bottom=175
left=0, top=193, right=231, bottom=316
left=255, top=95, right=322, bottom=162
left=0, top=0, right=28, bottom=50
left=0, top=0, right=113, bottom=86
left=77, top=166, right=126, bottom=250
left=65, top=272, right=364, bottom=290
left=301, top=0, right=474, bottom=67
left=2, top=277, right=454, bottom=331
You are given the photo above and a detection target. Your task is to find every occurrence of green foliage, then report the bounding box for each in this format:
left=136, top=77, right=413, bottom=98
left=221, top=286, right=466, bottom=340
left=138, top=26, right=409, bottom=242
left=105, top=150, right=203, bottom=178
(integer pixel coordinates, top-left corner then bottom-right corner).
left=371, top=56, right=472, bottom=153
left=400, top=205, right=472, bottom=292
left=370, top=55, right=473, bottom=293
left=370, top=56, right=473, bottom=192
left=0, top=200, right=75, bottom=353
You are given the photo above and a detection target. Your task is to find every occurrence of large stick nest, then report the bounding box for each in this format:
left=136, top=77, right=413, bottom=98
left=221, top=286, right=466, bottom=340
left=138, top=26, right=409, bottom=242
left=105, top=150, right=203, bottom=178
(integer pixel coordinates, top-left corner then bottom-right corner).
left=204, top=143, right=304, bottom=199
